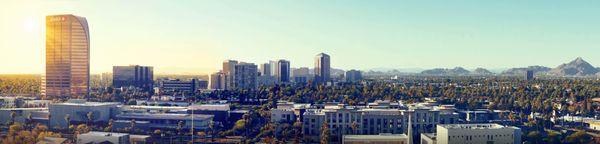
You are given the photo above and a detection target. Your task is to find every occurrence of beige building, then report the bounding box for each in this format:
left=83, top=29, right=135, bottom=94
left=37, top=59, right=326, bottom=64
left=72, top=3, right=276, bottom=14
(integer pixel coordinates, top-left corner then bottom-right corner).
left=343, top=133, right=408, bottom=144
left=436, top=124, right=521, bottom=144
left=42, top=14, right=90, bottom=99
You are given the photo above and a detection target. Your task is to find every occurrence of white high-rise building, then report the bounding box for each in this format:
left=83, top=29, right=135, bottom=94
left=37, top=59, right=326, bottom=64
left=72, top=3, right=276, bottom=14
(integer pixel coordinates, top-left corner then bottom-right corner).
left=42, top=14, right=90, bottom=99
left=209, top=71, right=226, bottom=90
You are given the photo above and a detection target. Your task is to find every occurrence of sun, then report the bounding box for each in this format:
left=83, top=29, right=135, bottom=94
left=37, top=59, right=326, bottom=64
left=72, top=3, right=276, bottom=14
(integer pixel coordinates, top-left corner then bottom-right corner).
left=23, top=18, right=37, bottom=33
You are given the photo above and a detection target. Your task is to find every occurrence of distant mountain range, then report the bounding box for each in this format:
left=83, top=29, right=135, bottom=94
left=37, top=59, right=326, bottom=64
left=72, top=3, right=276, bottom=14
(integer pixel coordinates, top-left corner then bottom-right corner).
left=548, top=57, right=599, bottom=76
left=500, top=66, right=552, bottom=76
left=362, top=57, right=600, bottom=77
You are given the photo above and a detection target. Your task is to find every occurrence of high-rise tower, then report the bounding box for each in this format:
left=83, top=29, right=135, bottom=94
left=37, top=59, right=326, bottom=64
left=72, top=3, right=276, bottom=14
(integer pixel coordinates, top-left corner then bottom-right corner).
left=314, top=53, right=330, bottom=84
left=42, top=14, right=90, bottom=99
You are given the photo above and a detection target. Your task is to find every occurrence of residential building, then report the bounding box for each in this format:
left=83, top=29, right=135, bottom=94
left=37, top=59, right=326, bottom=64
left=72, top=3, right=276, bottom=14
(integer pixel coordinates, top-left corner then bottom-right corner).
left=112, top=65, right=154, bottom=92
left=43, top=14, right=90, bottom=99
left=259, top=63, right=272, bottom=76
left=302, top=102, right=457, bottom=143
left=314, top=53, right=331, bottom=84
left=233, top=63, right=257, bottom=89
left=49, top=99, right=120, bottom=128
left=209, top=71, right=226, bottom=90
left=345, top=70, right=362, bottom=82
left=222, top=60, right=238, bottom=90
left=436, top=123, right=521, bottom=144
left=343, top=133, right=408, bottom=144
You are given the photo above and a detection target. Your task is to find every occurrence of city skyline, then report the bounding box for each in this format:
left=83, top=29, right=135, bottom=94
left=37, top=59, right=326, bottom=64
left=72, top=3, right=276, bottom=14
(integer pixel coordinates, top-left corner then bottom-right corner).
left=2, top=0, right=600, bottom=74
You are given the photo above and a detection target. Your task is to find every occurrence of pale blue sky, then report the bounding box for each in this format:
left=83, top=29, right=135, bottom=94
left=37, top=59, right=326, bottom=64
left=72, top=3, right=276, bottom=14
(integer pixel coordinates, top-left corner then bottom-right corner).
left=1, top=0, right=599, bottom=74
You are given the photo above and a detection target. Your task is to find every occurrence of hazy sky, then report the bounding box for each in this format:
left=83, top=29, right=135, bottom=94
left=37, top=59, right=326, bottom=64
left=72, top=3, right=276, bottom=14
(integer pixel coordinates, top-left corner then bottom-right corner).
left=1, top=0, right=599, bottom=74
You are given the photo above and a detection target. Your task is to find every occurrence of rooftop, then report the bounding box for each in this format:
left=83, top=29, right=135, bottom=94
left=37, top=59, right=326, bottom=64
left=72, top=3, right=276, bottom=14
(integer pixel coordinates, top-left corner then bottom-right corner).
left=117, top=113, right=213, bottom=120
left=438, top=123, right=518, bottom=130
left=53, top=99, right=120, bottom=106
left=79, top=131, right=129, bottom=137
left=344, top=133, right=408, bottom=140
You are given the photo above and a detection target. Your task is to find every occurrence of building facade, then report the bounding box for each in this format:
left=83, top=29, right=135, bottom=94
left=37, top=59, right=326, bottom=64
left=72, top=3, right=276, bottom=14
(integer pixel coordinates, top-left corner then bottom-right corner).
left=314, top=53, right=331, bottom=84
left=436, top=124, right=521, bottom=144
left=222, top=60, right=238, bottom=90
left=43, top=14, right=90, bottom=99
left=159, top=79, right=197, bottom=95
left=49, top=99, right=120, bottom=128
left=233, top=63, right=258, bottom=89
left=209, top=71, right=226, bottom=90
left=276, top=60, right=290, bottom=83
left=345, top=70, right=362, bottom=82
left=112, top=65, right=154, bottom=91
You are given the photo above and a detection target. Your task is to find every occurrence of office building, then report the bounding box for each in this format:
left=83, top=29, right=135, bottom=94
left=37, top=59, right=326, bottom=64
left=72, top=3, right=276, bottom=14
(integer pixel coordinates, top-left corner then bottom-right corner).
left=343, top=133, right=408, bottom=144
left=525, top=70, right=534, bottom=81
left=222, top=60, right=238, bottom=90
left=314, top=53, right=331, bottom=84
left=259, top=63, right=272, bottom=76
left=345, top=70, right=362, bottom=82
left=159, top=79, right=197, bottom=95
left=42, top=14, right=90, bottom=99
left=49, top=99, right=120, bottom=128
left=114, top=113, right=213, bottom=131
left=257, top=75, right=277, bottom=86
left=209, top=71, right=226, bottom=90
left=435, top=124, right=521, bottom=144
left=197, top=79, right=208, bottom=89
left=233, top=63, right=258, bottom=89
left=292, top=67, right=311, bottom=83
left=112, top=65, right=154, bottom=91
left=421, top=133, right=437, bottom=144
left=275, top=60, right=291, bottom=83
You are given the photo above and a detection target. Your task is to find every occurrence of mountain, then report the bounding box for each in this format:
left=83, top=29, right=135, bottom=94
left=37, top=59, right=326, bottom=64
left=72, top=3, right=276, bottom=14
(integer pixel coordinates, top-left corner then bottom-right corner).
left=549, top=57, right=599, bottom=76
left=472, top=68, right=494, bottom=75
left=421, top=67, right=470, bottom=76
left=501, top=66, right=551, bottom=76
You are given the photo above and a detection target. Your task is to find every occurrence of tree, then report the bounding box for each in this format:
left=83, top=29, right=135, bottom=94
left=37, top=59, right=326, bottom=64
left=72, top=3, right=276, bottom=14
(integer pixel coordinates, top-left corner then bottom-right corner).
left=320, top=122, right=330, bottom=144
left=105, top=119, right=114, bottom=132
left=565, top=131, right=591, bottom=144
left=86, top=111, right=94, bottom=126
left=526, top=131, right=542, bottom=144
left=129, top=119, right=136, bottom=133
left=64, top=114, right=71, bottom=131
left=9, top=111, right=16, bottom=125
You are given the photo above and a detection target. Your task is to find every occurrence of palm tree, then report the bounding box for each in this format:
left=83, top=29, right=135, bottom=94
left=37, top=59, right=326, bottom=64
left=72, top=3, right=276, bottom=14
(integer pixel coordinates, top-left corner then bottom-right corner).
left=130, top=119, right=136, bottom=133
left=350, top=122, right=358, bottom=134
left=86, top=112, right=94, bottom=126
left=9, top=111, right=16, bottom=125
left=64, top=114, right=71, bottom=131
left=320, top=122, right=330, bottom=144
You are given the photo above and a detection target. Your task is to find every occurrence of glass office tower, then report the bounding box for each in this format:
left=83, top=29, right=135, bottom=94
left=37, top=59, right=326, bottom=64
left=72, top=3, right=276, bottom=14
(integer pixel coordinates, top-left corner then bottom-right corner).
left=42, top=14, right=90, bottom=99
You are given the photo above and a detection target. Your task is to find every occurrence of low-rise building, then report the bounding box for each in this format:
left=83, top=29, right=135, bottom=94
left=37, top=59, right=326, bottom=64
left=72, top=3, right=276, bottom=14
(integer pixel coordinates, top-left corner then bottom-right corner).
left=77, top=131, right=151, bottom=144
left=114, top=113, right=213, bottom=131
left=49, top=99, right=120, bottom=128
left=436, top=123, right=521, bottom=144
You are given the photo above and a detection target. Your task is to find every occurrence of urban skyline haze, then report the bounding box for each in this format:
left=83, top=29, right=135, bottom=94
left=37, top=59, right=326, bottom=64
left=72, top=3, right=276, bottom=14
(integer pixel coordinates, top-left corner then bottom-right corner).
left=1, top=0, right=599, bottom=74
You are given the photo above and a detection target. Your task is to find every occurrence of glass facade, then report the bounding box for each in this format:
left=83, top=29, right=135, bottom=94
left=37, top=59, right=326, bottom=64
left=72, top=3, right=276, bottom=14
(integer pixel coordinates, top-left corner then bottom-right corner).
left=42, top=15, right=90, bottom=99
